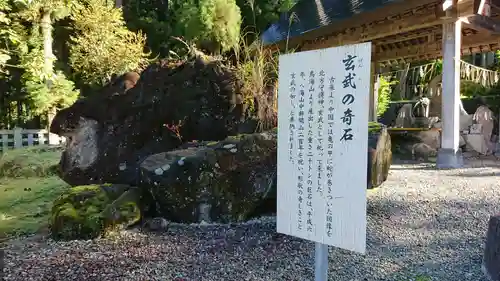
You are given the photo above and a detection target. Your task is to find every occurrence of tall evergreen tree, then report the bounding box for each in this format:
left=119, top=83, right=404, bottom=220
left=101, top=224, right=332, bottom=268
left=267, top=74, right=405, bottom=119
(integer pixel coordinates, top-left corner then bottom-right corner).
left=11, top=0, right=79, bottom=126
left=69, top=0, right=148, bottom=87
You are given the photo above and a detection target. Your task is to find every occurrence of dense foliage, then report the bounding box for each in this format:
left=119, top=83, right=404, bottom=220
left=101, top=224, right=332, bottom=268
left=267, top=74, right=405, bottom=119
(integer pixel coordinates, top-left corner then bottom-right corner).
left=377, top=76, right=395, bottom=117
left=69, top=0, right=148, bottom=87
left=0, top=0, right=297, bottom=128
left=175, top=0, right=242, bottom=54
left=236, top=0, right=295, bottom=39
left=0, top=0, right=20, bottom=73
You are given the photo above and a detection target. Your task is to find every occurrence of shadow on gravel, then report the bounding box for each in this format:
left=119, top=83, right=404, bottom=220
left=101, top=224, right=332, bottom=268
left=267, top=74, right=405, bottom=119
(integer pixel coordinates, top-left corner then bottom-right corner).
left=389, top=165, right=437, bottom=171
left=390, top=158, right=438, bottom=170
left=378, top=241, right=486, bottom=281
left=355, top=197, right=496, bottom=281
left=449, top=170, right=500, bottom=178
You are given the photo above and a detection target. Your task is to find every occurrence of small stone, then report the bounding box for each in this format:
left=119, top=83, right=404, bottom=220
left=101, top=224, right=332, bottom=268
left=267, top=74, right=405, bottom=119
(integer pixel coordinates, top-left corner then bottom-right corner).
left=146, top=217, right=169, bottom=231
left=161, top=164, right=171, bottom=171
left=229, top=148, right=237, bottom=153
left=119, top=163, right=127, bottom=171
left=178, top=159, right=185, bottom=166
left=154, top=168, right=164, bottom=175
left=223, top=144, right=236, bottom=149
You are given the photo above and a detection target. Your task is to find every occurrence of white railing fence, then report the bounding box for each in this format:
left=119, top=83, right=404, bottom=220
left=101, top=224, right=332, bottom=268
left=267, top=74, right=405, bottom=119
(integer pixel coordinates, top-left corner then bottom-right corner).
left=0, top=128, right=66, bottom=152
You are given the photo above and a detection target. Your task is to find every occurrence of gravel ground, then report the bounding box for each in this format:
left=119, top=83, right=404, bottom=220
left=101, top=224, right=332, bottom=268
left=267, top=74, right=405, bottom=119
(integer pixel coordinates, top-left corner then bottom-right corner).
left=3, top=158, right=500, bottom=281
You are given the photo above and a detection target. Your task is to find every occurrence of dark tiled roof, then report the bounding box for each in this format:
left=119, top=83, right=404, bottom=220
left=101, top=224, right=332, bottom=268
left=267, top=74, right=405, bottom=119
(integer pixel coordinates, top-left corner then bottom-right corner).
left=261, top=0, right=403, bottom=45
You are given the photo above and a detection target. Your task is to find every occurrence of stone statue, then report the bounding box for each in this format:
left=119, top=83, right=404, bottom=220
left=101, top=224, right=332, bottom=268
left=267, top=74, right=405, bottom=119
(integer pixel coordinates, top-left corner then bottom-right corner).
left=472, top=97, right=495, bottom=154
left=394, top=103, right=415, bottom=128
left=413, top=95, right=430, bottom=118
left=427, top=73, right=469, bottom=118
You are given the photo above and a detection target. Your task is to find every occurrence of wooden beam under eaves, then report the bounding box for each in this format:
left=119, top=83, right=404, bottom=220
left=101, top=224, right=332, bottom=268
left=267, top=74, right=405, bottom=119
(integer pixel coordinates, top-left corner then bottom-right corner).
left=437, top=0, right=479, bottom=18
left=303, top=8, right=446, bottom=51
left=374, top=32, right=500, bottom=62
left=491, top=0, right=500, bottom=11
left=302, top=0, right=479, bottom=51
left=374, top=27, right=441, bottom=45
left=461, top=14, right=500, bottom=33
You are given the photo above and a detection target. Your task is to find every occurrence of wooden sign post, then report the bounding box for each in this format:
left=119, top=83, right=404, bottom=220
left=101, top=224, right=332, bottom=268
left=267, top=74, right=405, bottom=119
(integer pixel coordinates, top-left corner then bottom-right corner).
left=276, top=42, right=372, bottom=281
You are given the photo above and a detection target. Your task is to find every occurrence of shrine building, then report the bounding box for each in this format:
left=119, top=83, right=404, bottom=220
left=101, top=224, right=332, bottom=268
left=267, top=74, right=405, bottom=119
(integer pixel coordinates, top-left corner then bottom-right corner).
left=262, top=0, right=500, bottom=168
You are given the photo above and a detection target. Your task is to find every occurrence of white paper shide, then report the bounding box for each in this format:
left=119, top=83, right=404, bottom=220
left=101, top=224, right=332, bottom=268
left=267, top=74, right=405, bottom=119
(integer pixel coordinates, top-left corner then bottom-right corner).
left=276, top=42, right=371, bottom=254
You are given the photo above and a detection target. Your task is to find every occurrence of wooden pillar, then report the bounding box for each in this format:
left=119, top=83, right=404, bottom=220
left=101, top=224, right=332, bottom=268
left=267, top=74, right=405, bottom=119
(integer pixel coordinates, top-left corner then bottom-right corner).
left=437, top=20, right=463, bottom=168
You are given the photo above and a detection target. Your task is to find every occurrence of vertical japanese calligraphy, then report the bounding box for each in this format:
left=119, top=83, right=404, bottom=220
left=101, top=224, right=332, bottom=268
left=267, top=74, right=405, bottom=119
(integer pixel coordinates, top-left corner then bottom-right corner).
left=306, top=70, right=315, bottom=234
left=340, top=54, right=357, bottom=142
left=316, top=70, right=325, bottom=195
left=325, top=74, right=335, bottom=238
left=296, top=72, right=306, bottom=232
left=277, top=42, right=371, bottom=254
left=289, top=73, right=296, bottom=164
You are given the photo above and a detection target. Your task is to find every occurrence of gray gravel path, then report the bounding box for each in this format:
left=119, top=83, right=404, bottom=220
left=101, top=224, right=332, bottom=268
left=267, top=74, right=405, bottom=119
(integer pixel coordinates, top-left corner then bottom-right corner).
left=3, top=158, right=500, bottom=281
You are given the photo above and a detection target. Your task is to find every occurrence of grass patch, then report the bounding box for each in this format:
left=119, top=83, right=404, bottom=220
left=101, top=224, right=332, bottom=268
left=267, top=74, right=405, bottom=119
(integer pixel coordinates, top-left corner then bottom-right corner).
left=0, top=145, right=68, bottom=238
left=0, top=146, right=62, bottom=178
left=0, top=177, right=68, bottom=237
left=234, top=32, right=279, bottom=113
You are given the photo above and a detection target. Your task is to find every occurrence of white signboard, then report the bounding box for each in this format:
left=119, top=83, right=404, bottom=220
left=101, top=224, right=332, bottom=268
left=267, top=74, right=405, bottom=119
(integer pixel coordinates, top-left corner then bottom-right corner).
left=276, top=42, right=371, bottom=254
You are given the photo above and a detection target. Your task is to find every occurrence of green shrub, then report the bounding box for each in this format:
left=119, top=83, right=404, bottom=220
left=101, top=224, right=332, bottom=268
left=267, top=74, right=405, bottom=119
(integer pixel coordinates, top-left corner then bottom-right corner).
left=175, top=0, right=242, bottom=54
left=461, top=80, right=487, bottom=98
left=69, top=0, right=149, bottom=87
left=378, top=76, right=396, bottom=117
left=234, top=34, right=279, bottom=112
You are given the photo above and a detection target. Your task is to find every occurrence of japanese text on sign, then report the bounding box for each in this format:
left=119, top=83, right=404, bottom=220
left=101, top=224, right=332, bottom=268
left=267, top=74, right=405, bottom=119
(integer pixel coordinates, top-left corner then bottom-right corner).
left=277, top=42, right=371, bottom=254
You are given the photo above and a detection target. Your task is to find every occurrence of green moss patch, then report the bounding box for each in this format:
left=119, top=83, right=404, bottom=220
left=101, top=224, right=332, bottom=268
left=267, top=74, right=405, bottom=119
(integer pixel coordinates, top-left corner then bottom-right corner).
left=50, top=184, right=141, bottom=240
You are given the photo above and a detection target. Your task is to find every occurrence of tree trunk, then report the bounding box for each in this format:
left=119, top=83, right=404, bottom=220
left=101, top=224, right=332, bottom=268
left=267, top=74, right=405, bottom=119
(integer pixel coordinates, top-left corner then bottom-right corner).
left=40, top=10, right=55, bottom=129
left=40, top=10, right=54, bottom=78
left=47, top=107, right=57, bottom=131
left=156, top=0, right=168, bottom=21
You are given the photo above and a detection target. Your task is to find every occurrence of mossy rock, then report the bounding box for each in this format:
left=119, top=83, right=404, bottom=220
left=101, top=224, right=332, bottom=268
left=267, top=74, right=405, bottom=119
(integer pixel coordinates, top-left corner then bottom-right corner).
left=368, top=123, right=392, bottom=188
left=49, top=184, right=141, bottom=240
left=140, top=131, right=277, bottom=223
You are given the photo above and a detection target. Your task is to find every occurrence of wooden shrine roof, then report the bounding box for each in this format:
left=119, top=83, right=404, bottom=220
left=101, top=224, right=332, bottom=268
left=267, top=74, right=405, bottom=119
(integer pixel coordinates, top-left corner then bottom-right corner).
left=261, top=0, right=401, bottom=45
left=262, top=0, right=500, bottom=66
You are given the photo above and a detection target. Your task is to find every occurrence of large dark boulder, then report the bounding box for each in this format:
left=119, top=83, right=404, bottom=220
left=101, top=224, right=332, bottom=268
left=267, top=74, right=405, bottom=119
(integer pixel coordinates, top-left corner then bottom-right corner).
left=139, top=125, right=392, bottom=223
left=51, top=56, right=277, bottom=186
left=139, top=132, right=277, bottom=223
